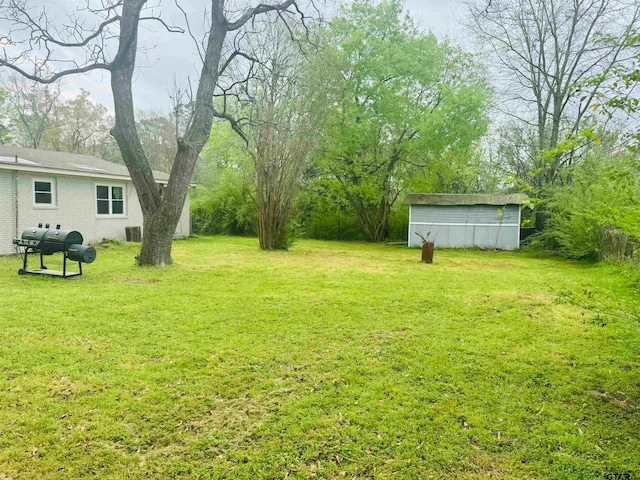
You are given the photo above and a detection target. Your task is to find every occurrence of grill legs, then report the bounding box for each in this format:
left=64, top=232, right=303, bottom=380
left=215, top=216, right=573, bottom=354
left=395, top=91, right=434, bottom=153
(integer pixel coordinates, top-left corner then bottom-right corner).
left=17, top=248, right=83, bottom=278
left=22, top=247, right=29, bottom=270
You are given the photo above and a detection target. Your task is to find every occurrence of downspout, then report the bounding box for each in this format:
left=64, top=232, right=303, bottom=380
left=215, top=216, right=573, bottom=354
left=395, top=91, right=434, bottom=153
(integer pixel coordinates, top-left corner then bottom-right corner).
left=14, top=155, right=19, bottom=252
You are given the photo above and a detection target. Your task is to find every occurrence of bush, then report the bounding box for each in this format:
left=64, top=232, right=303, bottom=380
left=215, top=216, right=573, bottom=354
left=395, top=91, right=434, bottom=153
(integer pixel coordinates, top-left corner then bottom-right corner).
left=299, top=178, right=364, bottom=241
left=190, top=168, right=255, bottom=236
left=540, top=154, right=640, bottom=260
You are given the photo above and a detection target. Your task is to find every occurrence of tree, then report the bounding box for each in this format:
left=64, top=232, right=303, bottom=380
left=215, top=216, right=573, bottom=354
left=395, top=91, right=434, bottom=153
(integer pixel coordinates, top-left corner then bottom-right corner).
left=468, top=0, right=640, bottom=224
left=0, top=0, right=319, bottom=266
left=42, top=89, right=115, bottom=158
left=5, top=75, right=61, bottom=149
left=136, top=111, right=177, bottom=173
left=242, top=27, right=317, bottom=250
left=594, top=29, right=640, bottom=157
left=541, top=152, right=640, bottom=260
left=0, top=86, right=11, bottom=144
left=191, top=122, right=255, bottom=237
left=313, top=0, right=490, bottom=242
left=3, top=78, right=120, bottom=160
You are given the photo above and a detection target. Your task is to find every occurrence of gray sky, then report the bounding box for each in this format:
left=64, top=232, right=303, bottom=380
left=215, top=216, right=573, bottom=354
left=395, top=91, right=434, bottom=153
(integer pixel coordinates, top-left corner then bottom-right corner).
left=404, top=0, right=466, bottom=37
left=64, top=0, right=469, bottom=112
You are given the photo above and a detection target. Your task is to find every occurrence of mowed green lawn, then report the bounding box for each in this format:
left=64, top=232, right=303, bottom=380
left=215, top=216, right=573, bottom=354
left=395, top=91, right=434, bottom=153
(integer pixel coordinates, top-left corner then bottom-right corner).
left=0, top=237, right=638, bottom=479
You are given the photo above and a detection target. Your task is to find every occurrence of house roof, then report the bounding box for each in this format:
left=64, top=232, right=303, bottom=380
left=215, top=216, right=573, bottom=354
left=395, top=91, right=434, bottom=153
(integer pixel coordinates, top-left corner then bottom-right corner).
left=0, top=145, right=170, bottom=183
left=405, top=193, right=530, bottom=206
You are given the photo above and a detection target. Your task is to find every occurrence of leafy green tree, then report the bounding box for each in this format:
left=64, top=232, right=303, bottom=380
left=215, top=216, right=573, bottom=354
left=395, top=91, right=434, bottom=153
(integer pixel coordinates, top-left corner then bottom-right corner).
left=42, top=89, right=115, bottom=158
left=312, top=0, right=490, bottom=242
left=190, top=168, right=255, bottom=236
left=191, top=122, right=255, bottom=236
left=300, top=175, right=364, bottom=241
left=198, top=121, right=251, bottom=184
left=5, top=75, right=61, bottom=149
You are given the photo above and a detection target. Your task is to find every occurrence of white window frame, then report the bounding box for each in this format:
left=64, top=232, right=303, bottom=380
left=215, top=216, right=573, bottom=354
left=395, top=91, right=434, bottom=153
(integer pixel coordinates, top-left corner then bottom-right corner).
left=33, top=177, right=57, bottom=209
left=95, top=183, right=127, bottom=217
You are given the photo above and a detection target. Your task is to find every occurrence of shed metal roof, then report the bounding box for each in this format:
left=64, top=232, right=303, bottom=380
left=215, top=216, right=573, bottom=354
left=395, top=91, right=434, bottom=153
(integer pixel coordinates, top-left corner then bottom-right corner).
left=405, top=193, right=530, bottom=206
left=0, top=145, right=170, bottom=182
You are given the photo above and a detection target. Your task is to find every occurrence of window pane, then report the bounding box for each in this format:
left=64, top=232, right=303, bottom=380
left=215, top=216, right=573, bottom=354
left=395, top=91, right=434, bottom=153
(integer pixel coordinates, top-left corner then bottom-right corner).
left=96, top=186, right=109, bottom=200
left=35, top=192, right=52, bottom=204
left=112, top=200, right=124, bottom=215
left=35, top=181, right=51, bottom=193
left=112, top=186, right=123, bottom=200
left=97, top=199, right=110, bottom=214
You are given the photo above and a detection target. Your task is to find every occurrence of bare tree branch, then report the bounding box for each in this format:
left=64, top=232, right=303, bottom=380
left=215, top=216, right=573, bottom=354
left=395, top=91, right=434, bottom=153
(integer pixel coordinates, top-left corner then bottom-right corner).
left=139, top=16, right=185, bottom=34
left=226, top=0, right=296, bottom=31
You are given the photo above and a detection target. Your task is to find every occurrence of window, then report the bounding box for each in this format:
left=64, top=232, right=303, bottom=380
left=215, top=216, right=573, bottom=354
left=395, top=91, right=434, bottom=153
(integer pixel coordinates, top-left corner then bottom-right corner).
left=33, top=179, right=55, bottom=206
left=96, top=184, right=125, bottom=215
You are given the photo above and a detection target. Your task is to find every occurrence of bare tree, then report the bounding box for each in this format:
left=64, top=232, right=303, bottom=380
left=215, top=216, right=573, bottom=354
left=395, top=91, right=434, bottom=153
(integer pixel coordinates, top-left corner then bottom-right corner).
left=0, top=0, right=320, bottom=266
left=5, top=75, right=62, bottom=148
left=242, top=26, right=317, bottom=250
left=469, top=0, right=640, bottom=198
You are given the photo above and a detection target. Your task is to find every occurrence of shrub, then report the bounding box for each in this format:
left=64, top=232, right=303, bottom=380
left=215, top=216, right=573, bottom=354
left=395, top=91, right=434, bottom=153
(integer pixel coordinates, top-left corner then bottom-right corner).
left=540, top=154, right=640, bottom=260
left=190, top=168, right=255, bottom=236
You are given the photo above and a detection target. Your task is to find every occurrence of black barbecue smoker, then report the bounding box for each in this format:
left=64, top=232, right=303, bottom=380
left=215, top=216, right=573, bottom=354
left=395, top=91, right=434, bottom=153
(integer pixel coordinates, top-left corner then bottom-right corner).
left=13, top=224, right=96, bottom=278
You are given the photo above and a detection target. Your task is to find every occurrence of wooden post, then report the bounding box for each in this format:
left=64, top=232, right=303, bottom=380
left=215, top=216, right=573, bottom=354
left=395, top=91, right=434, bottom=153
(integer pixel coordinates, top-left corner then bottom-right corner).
left=421, top=242, right=434, bottom=264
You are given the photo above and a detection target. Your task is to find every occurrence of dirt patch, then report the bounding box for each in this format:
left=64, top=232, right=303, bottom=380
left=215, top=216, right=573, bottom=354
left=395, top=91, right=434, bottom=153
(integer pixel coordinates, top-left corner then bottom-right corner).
left=48, top=376, right=87, bottom=399
left=589, top=390, right=633, bottom=411
left=121, top=278, right=158, bottom=285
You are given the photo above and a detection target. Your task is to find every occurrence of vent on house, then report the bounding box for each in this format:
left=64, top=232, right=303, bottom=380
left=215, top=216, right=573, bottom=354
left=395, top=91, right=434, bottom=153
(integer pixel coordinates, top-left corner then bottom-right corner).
left=0, top=156, right=40, bottom=166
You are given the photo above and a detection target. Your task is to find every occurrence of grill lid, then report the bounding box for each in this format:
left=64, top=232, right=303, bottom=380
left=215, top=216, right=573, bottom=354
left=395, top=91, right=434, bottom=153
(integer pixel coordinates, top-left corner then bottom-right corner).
left=42, top=229, right=84, bottom=248
left=20, top=228, right=84, bottom=249
left=21, top=228, right=49, bottom=242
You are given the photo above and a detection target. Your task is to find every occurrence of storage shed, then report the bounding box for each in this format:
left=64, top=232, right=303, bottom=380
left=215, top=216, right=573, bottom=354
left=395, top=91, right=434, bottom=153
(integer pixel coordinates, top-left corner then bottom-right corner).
left=406, top=193, right=529, bottom=250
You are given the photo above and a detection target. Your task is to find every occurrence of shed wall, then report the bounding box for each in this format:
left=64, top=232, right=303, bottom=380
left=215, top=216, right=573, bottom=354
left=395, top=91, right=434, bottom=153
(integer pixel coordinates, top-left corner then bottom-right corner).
left=408, top=204, right=521, bottom=250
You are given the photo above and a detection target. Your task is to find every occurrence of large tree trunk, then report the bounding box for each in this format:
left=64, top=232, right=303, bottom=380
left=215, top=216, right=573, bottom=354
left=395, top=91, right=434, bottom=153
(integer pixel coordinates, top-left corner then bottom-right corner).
left=136, top=165, right=192, bottom=265
left=138, top=211, right=175, bottom=266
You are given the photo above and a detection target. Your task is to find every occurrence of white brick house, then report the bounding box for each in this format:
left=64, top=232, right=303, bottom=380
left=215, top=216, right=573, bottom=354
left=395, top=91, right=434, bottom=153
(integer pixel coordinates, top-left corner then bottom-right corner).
left=0, top=146, right=190, bottom=256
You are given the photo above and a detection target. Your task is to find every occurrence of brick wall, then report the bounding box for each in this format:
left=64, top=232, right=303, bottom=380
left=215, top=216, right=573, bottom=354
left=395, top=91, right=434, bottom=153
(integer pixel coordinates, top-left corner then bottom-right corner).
left=0, top=171, right=18, bottom=256
left=0, top=170, right=191, bottom=255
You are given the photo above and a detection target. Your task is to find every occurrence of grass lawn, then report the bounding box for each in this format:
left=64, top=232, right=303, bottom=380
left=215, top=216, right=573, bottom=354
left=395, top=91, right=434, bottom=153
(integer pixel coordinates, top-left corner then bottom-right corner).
left=0, top=236, right=639, bottom=479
